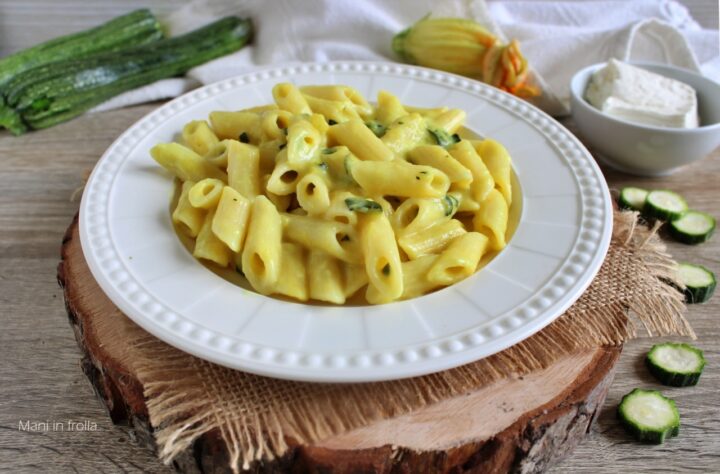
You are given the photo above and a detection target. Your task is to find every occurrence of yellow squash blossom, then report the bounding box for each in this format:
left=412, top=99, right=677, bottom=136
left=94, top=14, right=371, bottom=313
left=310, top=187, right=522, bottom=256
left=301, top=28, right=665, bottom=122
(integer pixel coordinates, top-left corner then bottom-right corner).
left=392, top=17, right=538, bottom=98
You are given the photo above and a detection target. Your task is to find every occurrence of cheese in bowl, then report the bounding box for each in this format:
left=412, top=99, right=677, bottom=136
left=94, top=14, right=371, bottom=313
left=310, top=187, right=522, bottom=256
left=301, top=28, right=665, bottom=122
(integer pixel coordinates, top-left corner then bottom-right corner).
left=585, top=59, right=698, bottom=129
left=151, top=84, right=516, bottom=305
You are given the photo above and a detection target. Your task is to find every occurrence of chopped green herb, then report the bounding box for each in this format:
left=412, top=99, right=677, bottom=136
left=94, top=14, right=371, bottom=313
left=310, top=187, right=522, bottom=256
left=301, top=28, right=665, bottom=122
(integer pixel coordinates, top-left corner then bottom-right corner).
left=429, top=128, right=461, bottom=148
left=419, top=170, right=428, bottom=175
left=238, top=132, right=250, bottom=143
left=382, top=263, right=391, bottom=276
left=344, top=155, right=354, bottom=178
left=442, top=194, right=459, bottom=217
left=345, top=197, right=382, bottom=213
left=398, top=121, right=404, bottom=125
left=317, top=161, right=328, bottom=171
left=322, top=147, right=337, bottom=154
left=282, top=127, right=288, bottom=135
left=328, top=119, right=337, bottom=125
left=365, top=120, right=387, bottom=138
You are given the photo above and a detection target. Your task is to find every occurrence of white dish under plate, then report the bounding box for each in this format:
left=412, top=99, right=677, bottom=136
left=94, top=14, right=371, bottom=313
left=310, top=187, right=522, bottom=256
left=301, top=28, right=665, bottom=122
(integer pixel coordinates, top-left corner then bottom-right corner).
left=79, top=62, right=612, bottom=383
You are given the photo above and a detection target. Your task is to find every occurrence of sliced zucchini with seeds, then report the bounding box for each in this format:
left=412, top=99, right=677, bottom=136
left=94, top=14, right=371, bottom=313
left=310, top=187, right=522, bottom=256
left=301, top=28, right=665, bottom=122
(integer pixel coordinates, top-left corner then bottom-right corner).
left=644, top=190, right=688, bottom=221
left=646, top=342, right=705, bottom=387
left=618, top=187, right=648, bottom=212
left=669, top=211, right=715, bottom=244
left=678, top=262, right=716, bottom=304
left=617, top=388, right=679, bottom=444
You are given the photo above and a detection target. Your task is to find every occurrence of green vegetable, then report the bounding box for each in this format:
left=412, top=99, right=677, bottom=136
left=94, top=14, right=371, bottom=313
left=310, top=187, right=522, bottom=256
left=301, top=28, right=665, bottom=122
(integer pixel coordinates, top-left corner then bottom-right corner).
left=322, top=147, right=337, bottom=154
left=428, top=128, right=461, bottom=148
left=0, top=9, right=163, bottom=90
left=618, top=187, right=648, bottom=212
left=345, top=197, right=382, bottom=213
left=669, top=211, right=715, bottom=245
left=0, top=17, right=253, bottom=134
left=365, top=120, right=387, bottom=137
left=644, top=190, right=688, bottom=221
left=617, top=388, right=679, bottom=444
left=646, top=342, right=706, bottom=387
left=678, top=262, right=716, bottom=304
left=442, top=194, right=459, bottom=216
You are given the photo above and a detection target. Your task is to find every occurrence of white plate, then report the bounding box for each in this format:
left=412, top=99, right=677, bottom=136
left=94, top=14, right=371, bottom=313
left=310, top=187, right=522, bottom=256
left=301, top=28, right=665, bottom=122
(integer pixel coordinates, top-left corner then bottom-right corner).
left=80, top=62, right=612, bottom=383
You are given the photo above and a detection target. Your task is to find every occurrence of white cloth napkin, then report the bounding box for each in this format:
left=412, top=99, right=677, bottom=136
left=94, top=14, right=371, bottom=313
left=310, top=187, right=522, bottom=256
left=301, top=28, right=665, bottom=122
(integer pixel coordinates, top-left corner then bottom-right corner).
left=93, top=0, right=719, bottom=117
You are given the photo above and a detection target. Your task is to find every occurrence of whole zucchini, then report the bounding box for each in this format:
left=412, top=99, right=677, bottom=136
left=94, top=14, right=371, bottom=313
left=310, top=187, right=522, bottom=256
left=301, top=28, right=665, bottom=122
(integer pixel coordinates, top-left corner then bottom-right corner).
left=0, top=17, right=253, bottom=134
left=0, top=9, right=163, bottom=89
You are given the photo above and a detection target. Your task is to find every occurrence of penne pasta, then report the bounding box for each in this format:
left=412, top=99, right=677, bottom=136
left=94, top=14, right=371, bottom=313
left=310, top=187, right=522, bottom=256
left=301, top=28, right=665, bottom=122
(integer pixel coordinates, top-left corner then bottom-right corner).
left=154, top=83, right=515, bottom=305
left=241, top=196, right=282, bottom=294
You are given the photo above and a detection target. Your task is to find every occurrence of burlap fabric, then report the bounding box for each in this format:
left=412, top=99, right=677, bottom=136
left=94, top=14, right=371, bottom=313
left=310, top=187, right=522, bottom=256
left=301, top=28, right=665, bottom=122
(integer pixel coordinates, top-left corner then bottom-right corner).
left=105, top=210, right=691, bottom=472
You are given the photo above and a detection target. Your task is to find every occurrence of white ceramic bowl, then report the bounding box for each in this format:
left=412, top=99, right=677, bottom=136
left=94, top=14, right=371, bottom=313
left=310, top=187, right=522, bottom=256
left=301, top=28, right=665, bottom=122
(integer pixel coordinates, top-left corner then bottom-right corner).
left=80, top=62, right=612, bottom=382
left=570, top=61, right=720, bottom=176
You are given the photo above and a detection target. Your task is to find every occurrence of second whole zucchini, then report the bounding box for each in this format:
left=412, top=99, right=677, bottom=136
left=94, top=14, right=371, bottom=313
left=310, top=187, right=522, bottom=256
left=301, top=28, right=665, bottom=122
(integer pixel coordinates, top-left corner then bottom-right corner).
left=0, top=17, right=253, bottom=134
left=0, top=9, right=163, bottom=89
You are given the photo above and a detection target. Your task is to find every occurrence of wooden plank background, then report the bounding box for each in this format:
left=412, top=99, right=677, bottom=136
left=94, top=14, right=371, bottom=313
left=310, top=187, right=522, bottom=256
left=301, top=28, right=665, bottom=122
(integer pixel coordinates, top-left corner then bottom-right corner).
left=0, top=1, right=718, bottom=473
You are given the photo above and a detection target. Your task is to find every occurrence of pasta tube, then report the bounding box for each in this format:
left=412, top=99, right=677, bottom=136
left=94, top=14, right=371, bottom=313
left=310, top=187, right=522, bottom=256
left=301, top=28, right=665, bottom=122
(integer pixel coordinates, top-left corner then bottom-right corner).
left=182, top=120, right=219, bottom=156
left=473, top=189, right=508, bottom=251
left=188, top=178, right=224, bottom=210
left=211, top=186, right=251, bottom=252
left=408, top=145, right=473, bottom=187
left=193, top=208, right=232, bottom=267
left=448, top=140, right=494, bottom=203
left=226, top=140, right=261, bottom=198
left=209, top=111, right=262, bottom=142
left=272, top=83, right=312, bottom=115
left=428, top=232, right=488, bottom=285
left=241, top=196, right=282, bottom=294
left=398, top=219, right=466, bottom=259
left=172, top=180, right=204, bottom=237
left=273, top=243, right=308, bottom=301
left=283, top=213, right=362, bottom=264
left=308, top=251, right=345, bottom=304
left=327, top=119, right=394, bottom=162
left=375, top=90, right=408, bottom=125
left=351, top=160, right=450, bottom=198
left=472, top=139, right=513, bottom=205
left=381, top=113, right=426, bottom=157
left=359, top=213, right=403, bottom=304
left=401, top=255, right=439, bottom=299
left=151, top=143, right=227, bottom=182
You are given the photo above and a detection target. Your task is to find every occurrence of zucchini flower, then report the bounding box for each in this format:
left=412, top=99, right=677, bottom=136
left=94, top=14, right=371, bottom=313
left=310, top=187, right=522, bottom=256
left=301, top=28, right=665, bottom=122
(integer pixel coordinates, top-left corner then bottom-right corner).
left=392, top=17, right=538, bottom=97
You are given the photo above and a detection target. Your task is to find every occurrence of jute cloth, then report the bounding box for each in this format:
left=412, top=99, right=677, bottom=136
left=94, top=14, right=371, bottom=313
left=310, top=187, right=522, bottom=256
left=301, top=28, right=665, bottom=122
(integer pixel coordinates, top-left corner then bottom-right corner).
left=109, top=210, right=692, bottom=471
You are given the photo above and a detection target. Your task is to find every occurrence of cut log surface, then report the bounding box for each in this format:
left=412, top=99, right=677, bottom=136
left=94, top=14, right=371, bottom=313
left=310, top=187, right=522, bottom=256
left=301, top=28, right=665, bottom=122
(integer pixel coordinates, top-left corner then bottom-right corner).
left=59, top=215, right=621, bottom=473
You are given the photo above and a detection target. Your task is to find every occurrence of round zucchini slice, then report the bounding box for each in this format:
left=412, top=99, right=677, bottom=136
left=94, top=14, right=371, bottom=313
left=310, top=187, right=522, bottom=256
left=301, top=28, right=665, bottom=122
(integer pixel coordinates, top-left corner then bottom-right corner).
left=646, top=342, right=706, bottom=386
left=670, top=211, right=715, bottom=244
left=644, top=190, right=688, bottom=221
left=617, top=388, right=679, bottom=444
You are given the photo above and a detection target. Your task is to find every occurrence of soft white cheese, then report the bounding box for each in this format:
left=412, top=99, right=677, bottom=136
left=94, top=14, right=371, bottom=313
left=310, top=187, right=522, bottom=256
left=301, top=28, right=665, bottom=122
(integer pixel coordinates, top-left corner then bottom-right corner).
left=585, top=59, right=698, bottom=128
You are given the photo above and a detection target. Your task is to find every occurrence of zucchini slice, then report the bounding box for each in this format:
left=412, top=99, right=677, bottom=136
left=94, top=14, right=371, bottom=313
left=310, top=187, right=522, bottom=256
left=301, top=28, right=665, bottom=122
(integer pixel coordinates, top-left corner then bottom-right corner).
left=618, top=186, right=648, bottom=212
left=644, top=190, right=688, bottom=221
left=669, top=211, right=715, bottom=244
left=646, top=342, right=706, bottom=387
left=678, top=262, right=716, bottom=304
left=617, top=388, right=679, bottom=444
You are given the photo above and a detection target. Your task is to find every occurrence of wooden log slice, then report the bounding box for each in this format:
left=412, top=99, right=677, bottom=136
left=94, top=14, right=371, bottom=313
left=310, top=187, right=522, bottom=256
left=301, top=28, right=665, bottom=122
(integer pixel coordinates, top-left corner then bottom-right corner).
left=58, top=215, right=621, bottom=473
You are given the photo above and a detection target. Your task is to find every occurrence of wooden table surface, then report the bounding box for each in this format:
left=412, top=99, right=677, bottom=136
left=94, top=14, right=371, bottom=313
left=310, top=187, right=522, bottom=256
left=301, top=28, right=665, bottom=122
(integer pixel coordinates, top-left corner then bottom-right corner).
left=0, top=2, right=718, bottom=473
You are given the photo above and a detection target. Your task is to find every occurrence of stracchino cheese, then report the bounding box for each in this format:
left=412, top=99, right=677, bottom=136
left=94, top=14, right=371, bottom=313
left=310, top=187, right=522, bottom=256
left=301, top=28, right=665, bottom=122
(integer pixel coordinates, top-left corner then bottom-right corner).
left=585, top=59, right=698, bottom=128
